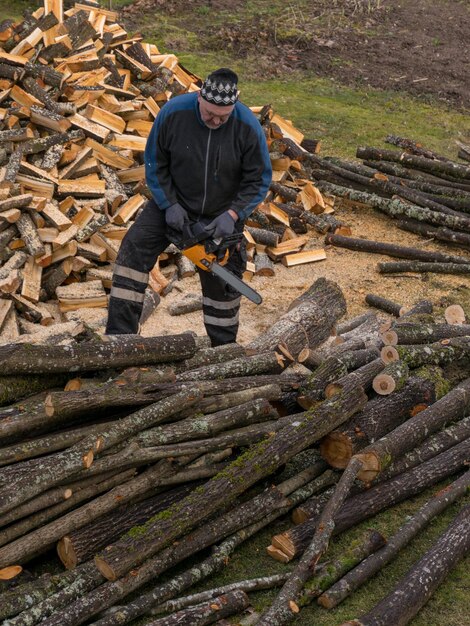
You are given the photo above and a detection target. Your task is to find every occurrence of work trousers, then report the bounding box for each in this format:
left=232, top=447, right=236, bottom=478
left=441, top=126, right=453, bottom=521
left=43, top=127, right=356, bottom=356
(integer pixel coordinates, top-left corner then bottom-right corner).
left=106, top=199, right=246, bottom=346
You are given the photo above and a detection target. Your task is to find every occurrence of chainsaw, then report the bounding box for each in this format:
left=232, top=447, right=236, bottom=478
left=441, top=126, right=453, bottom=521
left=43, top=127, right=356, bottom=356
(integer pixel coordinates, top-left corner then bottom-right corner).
left=166, top=221, right=262, bottom=305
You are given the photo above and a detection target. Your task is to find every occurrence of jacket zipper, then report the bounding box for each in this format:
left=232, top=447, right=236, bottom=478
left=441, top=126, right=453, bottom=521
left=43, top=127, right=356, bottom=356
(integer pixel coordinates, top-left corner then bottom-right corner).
left=214, top=145, right=221, bottom=181
left=201, top=130, right=212, bottom=214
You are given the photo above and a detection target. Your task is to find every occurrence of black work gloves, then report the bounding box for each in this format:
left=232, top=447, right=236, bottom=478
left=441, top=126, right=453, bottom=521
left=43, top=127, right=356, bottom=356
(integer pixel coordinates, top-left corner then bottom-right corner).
left=165, top=203, right=188, bottom=231
left=207, top=211, right=237, bottom=239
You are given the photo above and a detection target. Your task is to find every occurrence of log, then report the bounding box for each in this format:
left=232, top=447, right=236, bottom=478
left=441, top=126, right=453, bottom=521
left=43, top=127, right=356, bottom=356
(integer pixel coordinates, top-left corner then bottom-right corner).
left=248, top=278, right=346, bottom=356
left=378, top=260, right=470, bottom=275
left=378, top=415, right=470, bottom=482
left=181, top=344, right=247, bottom=371
left=145, top=590, right=250, bottom=625
left=365, top=294, right=402, bottom=316
left=371, top=361, right=409, bottom=395
left=0, top=333, right=198, bottom=374
left=325, top=232, right=469, bottom=265
left=36, top=464, right=326, bottom=626
left=57, top=485, right=195, bottom=569
left=93, top=382, right=367, bottom=582
left=0, top=389, right=200, bottom=516
left=319, top=469, right=470, bottom=609
left=380, top=341, right=467, bottom=368
left=397, top=217, right=470, bottom=250
left=133, top=398, right=278, bottom=447
left=320, top=377, right=435, bottom=469
left=272, top=439, right=469, bottom=560
left=257, top=456, right=365, bottom=625
left=0, top=373, right=67, bottom=407
left=175, top=352, right=284, bottom=382
left=316, top=181, right=470, bottom=233
left=355, top=378, right=470, bottom=482
left=356, top=145, right=470, bottom=181
left=0, top=470, right=137, bottom=561
left=150, top=574, right=290, bottom=615
left=344, top=504, right=470, bottom=626
left=324, top=357, right=385, bottom=398
left=381, top=323, right=470, bottom=346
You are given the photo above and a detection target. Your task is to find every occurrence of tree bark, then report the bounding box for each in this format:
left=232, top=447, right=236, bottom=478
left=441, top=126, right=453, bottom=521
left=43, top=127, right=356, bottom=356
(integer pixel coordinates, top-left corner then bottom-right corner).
left=0, top=390, right=200, bottom=516
left=326, top=232, right=469, bottom=265
left=381, top=323, right=470, bottom=346
left=365, top=294, right=402, bottom=316
left=145, top=589, right=250, bottom=625
left=344, top=504, right=470, bottom=626
left=0, top=471, right=137, bottom=561
left=378, top=260, right=470, bottom=275
left=257, top=457, right=365, bottom=625
left=175, top=352, right=284, bottom=382
left=133, top=398, right=278, bottom=447
left=397, top=217, right=470, bottom=250
left=0, top=334, right=198, bottom=375
left=57, top=485, right=195, bottom=569
left=320, top=377, right=435, bottom=468
left=355, top=378, right=470, bottom=481
left=319, top=469, right=470, bottom=609
left=0, top=373, right=68, bottom=407
left=356, top=146, right=470, bottom=181
left=248, top=278, right=346, bottom=356
left=94, top=383, right=367, bottom=582
left=272, top=440, right=469, bottom=560
left=32, top=465, right=326, bottom=626
left=316, top=181, right=470, bottom=233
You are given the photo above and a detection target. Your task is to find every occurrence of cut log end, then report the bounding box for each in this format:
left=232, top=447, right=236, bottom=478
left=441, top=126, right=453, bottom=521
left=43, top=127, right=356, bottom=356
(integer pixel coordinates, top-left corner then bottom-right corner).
left=444, top=304, right=466, bottom=325
left=0, top=565, right=22, bottom=580
left=355, top=452, right=381, bottom=483
left=64, top=378, right=82, bottom=391
left=372, top=374, right=396, bottom=395
left=44, top=394, right=55, bottom=417
left=94, top=556, right=117, bottom=581
left=381, top=330, right=398, bottom=346
left=380, top=345, right=399, bottom=364
left=83, top=450, right=94, bottom=468
left=57, top=536, right=77, bottom=570
left=63, top=488, right=73, bottom=500
left=324, top=382, right=343, bottom=399
left=320, top=432, right=353, bottom=469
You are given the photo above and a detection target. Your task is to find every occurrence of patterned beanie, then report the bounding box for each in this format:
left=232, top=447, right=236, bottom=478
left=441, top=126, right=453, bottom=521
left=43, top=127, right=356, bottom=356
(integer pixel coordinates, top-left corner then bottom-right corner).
left=200, top=68, right=239, bottom=106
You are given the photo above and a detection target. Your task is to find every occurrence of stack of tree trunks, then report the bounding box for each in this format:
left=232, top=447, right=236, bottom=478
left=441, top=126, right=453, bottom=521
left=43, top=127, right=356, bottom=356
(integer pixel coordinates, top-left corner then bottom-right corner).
left=0, top=277, right=469, bottom=626
left=0, top=0, right=344, bottom=342
left=300, top=134, right=470, bottom=276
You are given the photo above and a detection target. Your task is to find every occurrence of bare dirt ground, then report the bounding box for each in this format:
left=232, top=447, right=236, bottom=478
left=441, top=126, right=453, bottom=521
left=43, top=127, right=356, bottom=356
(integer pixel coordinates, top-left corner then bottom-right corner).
left=123, top=0, right=470, bottom=107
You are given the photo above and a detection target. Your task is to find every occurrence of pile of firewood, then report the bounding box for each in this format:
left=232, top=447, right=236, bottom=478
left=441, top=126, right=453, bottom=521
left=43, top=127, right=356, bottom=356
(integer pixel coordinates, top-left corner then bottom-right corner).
left=0, top=276, right=469, bottom=626
left=0, top=0, right=346, bottom=343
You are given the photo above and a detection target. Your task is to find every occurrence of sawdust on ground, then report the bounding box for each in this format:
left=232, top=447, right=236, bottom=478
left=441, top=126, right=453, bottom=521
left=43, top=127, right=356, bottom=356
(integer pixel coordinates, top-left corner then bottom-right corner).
left=140, top=203, right=470, bottom=345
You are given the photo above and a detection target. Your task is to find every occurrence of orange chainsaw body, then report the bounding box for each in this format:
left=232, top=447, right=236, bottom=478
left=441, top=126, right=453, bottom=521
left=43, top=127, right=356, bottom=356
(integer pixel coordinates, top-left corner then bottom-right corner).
left=183, top=244, right=229, bottom=270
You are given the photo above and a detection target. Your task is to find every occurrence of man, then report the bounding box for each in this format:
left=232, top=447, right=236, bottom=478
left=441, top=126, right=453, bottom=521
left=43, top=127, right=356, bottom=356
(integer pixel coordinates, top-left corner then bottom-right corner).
left=106, top=68, right=272, bottom=345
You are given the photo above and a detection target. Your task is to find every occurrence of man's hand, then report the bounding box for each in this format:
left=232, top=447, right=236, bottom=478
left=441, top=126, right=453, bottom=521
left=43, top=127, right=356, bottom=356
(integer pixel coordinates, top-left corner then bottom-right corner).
left=207, top=210, right=238, bottom=239
left=165, top=203, right=188, bottom=231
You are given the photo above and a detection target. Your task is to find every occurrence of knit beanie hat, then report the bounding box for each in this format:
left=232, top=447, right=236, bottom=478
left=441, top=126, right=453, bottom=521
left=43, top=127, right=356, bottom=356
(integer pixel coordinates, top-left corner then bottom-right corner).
left=200, top=68, right=239, bottom=106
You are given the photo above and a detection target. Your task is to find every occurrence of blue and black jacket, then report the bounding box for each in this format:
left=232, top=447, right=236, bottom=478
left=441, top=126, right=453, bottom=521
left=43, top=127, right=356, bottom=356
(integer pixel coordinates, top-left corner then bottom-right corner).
left=145, top=92, right=272, bottom=221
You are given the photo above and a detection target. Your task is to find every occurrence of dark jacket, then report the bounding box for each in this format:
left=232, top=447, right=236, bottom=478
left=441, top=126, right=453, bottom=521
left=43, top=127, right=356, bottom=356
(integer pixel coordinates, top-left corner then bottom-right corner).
left=145, top=92, right=272, bottom=221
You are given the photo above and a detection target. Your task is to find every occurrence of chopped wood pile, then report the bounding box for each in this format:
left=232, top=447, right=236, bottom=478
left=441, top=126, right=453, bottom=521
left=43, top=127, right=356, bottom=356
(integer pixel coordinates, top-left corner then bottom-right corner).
left=0, top=0, right=347, bottom=342
left=0, top=276, right=469, bottom=625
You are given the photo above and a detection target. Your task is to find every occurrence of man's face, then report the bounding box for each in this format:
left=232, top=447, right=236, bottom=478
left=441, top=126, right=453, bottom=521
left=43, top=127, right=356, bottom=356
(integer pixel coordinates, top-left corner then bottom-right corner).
left=198, top=94, right=235, bottom=130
